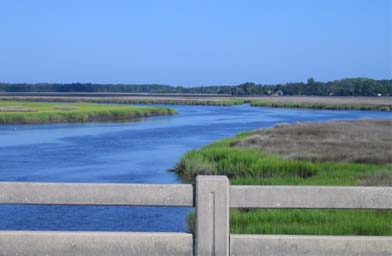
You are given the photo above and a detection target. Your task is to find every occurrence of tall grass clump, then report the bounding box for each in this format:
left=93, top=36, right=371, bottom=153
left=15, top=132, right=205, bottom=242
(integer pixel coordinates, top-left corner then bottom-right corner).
left=176, top=147, right=321, bottom=183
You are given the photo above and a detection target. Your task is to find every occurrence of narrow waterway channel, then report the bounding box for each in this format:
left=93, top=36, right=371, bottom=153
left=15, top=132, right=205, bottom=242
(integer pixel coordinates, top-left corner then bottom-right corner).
left=1, top=104, right=391, bottom=231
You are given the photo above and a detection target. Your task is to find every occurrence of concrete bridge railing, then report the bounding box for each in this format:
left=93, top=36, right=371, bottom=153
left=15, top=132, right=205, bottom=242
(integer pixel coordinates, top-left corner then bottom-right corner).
left=0, top=175, right=391, bottom=255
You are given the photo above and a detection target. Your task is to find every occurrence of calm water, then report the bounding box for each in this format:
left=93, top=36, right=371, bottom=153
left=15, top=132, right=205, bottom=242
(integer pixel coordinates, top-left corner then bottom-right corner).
left=1, top=104, right=391, bottom=232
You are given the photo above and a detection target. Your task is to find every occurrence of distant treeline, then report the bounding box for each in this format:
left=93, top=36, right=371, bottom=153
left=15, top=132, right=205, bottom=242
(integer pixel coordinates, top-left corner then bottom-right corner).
left=1, top=78, right=391, bottom=96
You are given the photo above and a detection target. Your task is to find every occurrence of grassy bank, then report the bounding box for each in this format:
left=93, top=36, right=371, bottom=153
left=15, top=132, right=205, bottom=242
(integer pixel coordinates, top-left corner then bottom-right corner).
left=0, top=101, right=175, bottom=124
left=250, top=99, right=392, bottom=111
left=175, top=119, right=392, bottom=235
left=0, top=96, right=245, bottom=106
left=1, top=95, right=391, bottom=111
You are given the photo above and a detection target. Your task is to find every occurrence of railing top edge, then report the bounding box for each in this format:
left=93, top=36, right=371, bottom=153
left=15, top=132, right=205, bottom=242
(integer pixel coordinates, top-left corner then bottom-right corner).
left=230, top=185, right=392, bottom=190
left=0, top=181, right=192, bottom=187
left=230, top=234, right=392, bottom=240
left=0, top=231, right=192, bottom=236
left=1, top=181, right=390, bottom=189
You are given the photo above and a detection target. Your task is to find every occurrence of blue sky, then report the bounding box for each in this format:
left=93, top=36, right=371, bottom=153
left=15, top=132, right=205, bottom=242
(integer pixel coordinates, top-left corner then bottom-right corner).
left=0, top=0, right=390, bottom=86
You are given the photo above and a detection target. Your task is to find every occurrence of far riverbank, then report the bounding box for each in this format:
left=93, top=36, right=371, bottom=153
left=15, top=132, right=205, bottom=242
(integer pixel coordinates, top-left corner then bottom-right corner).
left=0, top=95, right=391, bottom=110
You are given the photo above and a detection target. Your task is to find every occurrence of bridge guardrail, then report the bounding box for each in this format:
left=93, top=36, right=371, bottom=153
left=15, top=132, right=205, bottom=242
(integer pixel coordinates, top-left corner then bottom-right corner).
left=0, top=176, right=391, bottom=255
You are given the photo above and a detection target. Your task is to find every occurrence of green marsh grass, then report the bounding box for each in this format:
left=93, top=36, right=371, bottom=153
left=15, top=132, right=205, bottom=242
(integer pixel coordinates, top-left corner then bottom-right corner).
left=175, top=124, right=392, bottom=236
left=0, top=101, right=175, bottom=124
left=0, top=97, right=245, bottom=106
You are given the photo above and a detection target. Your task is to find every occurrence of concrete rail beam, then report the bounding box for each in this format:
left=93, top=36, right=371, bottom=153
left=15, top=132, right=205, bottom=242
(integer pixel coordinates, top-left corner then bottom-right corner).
left=0, top=231, right=193, bottom=256
left=230, top=235, right=392, bottom=256
left=0, top=182, right=194, bottom=206
left=230, top=185, right=392, bottom=209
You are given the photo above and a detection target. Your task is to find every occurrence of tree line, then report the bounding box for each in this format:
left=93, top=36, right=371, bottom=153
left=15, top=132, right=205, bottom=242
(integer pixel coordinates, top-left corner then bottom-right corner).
left=0, top=78, right=391, bottom=96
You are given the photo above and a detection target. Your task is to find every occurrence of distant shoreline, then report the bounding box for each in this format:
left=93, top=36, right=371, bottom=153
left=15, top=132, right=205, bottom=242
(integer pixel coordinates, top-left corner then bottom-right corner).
left=0, top=95, right=391, bottom=111
left=1, top=78, right=391, bottom=97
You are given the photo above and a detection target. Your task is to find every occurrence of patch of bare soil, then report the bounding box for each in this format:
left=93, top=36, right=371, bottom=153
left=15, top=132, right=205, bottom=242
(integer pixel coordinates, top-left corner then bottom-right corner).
left=53, top=106, right=79, bottom=111
left=0, top=106, right=37, bottom=112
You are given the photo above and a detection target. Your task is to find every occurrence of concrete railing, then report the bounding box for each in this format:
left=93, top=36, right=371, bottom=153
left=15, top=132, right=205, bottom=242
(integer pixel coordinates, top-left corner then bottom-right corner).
left=0, top=176, right=391, bottom=256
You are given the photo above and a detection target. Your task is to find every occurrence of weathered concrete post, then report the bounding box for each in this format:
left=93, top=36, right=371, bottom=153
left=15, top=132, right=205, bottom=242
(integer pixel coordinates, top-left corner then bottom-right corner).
left=195, top=175, right=229, bottom=256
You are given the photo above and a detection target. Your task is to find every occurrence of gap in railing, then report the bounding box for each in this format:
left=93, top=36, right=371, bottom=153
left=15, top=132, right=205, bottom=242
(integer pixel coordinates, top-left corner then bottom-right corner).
left=0, top=205, right=192, bottom=232
left=182, top=208, right=392, bottom=237
left=229, top=208, right=392, bottom=236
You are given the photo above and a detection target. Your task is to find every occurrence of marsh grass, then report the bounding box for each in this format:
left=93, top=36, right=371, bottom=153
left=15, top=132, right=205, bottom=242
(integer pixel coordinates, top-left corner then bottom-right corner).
left=1, top=95, right=391, bottom=111
left=230, top=209, right=392, bottom=236
left=358, top=171, right=392, bottom=186
left=236, top=119, right=392, bottom=164
left=250, top=99, right=392, bottom=111
left=0, top=101, right=175, bottom=124
left=176, top=120, right=392, bottom=235
left=248, top=96, right=392, bottom=105
left=0, top=96, right=245, bottom=106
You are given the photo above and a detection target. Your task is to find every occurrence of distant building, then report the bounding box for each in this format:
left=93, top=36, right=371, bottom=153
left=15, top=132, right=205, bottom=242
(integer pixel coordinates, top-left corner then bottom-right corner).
left=271, top=90, right=283, bottom=96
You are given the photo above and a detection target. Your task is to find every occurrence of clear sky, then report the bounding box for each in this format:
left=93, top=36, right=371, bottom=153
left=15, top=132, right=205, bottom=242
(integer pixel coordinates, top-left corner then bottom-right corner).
left=0, top=0, right=391, bottom=86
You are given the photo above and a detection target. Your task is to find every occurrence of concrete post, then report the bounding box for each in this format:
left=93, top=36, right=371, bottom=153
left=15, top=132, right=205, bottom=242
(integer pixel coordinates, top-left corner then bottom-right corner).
left=195, top=176, right=229, bottom=256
